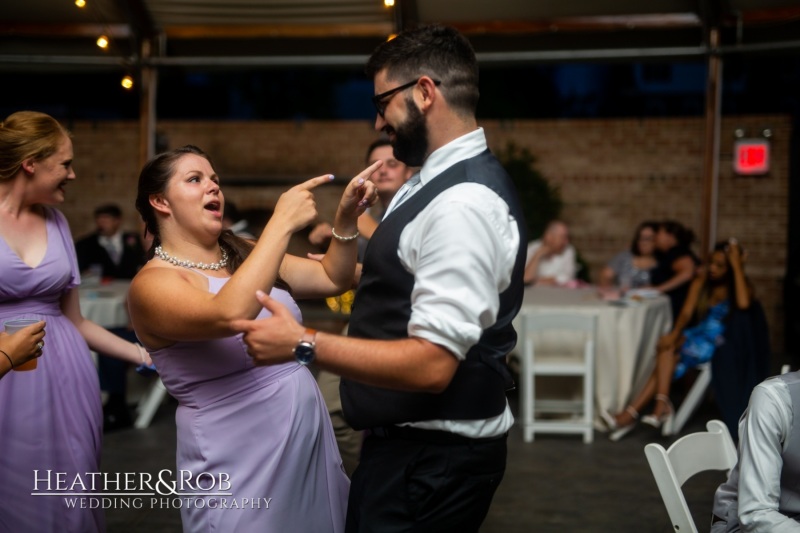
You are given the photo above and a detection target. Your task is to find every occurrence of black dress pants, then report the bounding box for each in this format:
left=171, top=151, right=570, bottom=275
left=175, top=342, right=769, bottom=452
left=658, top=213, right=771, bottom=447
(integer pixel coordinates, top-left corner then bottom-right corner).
left=345, top=428, right=507, bottom=533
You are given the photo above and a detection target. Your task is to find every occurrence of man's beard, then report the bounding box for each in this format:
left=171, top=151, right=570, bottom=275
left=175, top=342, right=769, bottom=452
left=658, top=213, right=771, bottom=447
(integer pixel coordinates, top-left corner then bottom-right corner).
left=391, top=97, right=428, bottom=167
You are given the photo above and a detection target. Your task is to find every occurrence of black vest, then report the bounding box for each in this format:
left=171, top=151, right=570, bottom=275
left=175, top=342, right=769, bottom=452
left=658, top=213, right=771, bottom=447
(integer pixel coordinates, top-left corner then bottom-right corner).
left=340, top=150, right=528, bottom=429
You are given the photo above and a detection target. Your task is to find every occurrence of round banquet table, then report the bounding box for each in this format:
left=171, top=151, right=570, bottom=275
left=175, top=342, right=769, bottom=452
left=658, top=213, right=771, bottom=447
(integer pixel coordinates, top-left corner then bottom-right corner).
left=512, top=285, right=673, bottom=418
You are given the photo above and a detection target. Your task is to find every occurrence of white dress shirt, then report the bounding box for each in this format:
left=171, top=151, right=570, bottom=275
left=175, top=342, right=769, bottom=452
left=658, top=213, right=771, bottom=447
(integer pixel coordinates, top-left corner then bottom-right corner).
left=383, top=128, right=520, bottom=438
left=526, top=240, right=577, bottom=286
left=98, top=232, right=123, bottom=265
left=712, top=377, right=800, bottom=532
left=738, top=379, right=799, bottom=532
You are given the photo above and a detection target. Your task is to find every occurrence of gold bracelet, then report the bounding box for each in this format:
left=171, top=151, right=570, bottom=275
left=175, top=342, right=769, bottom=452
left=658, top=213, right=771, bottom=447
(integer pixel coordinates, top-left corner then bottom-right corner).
left=331, top=227, right=359, bottom=242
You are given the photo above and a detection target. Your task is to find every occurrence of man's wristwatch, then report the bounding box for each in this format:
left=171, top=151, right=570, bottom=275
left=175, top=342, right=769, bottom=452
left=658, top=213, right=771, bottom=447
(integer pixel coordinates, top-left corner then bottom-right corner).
left=293, top=328, right=317, bottom=366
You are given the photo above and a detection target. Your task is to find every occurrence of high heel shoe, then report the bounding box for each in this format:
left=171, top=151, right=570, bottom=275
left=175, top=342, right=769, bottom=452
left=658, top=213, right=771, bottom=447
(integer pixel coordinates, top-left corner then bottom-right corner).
left=641, top=394, right=674, bottom=429
left=609, top=406, right=639, bottom=442
left=599, top=409, right=618, bottom=431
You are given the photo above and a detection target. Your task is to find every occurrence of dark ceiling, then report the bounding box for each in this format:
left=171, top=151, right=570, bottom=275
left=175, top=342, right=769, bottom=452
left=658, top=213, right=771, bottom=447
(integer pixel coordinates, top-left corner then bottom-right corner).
left=1, top=0, right=799, bottom=73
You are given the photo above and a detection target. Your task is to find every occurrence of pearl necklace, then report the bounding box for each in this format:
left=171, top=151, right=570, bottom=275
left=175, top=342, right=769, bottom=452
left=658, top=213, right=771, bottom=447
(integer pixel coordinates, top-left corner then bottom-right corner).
left=154, top=245, right=229, bottom=271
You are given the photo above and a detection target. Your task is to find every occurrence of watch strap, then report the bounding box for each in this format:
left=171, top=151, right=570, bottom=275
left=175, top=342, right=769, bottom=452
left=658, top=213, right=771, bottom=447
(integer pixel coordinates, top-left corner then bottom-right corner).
left=300, top=328, right=317, bottom=346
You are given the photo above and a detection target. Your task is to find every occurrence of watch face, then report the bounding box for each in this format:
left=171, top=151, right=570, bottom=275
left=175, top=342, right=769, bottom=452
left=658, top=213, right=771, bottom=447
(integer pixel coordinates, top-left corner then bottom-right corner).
left=294, top=343, right=315, bottom=365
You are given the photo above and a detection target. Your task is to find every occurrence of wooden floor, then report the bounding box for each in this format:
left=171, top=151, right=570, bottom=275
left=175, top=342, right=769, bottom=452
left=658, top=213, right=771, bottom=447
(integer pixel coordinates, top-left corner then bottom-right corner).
left=100, top=380, right=730, bottom=533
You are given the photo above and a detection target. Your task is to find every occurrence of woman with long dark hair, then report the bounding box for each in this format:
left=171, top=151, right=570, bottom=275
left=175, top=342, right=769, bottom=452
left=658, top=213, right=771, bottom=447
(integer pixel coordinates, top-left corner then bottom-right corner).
left=603, top=239, right=752, bottom=440
left=598, top=220, right=659, bottom=290
left=651, top=220, right=700, bottom=321
left=128, top=145, right=380, bottom=532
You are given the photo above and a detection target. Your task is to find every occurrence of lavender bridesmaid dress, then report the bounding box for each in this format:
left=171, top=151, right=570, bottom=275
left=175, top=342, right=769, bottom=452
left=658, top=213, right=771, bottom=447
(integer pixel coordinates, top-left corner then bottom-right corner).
left=0, top=207, right=105, bottom=532
left=147, top=275, right=349, bottom=532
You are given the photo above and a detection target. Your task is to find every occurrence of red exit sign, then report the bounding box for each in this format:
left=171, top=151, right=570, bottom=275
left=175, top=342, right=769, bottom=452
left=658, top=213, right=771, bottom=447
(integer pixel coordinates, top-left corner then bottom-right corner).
left=733, top=139, right=770, bottom=175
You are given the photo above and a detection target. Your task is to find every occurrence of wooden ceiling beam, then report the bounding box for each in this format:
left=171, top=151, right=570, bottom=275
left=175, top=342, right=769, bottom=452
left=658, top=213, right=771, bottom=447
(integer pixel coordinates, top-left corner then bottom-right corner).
left=161, top=22, right=393, bottom=39
left=736, top=6, right=800, bottom=24
left=0, top=23, right=131, bottom=38
left=395, top=0, right=418, bottom=33
left=3, top=8, right=795, bottom=44
left=450, top=14, right=702, bottom=36
left=117, top=0, right=156, bottom=38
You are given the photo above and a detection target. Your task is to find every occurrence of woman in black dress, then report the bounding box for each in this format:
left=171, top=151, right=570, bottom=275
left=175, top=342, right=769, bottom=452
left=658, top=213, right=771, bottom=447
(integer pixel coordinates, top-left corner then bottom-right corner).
left=650, top=220, right=700, bottom=322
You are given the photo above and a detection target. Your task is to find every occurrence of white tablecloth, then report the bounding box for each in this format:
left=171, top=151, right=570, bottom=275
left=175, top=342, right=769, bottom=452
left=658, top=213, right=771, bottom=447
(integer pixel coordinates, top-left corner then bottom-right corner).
left=512, top=286, right=673, bottom=416
left=79, top=280, right=131, bottom=329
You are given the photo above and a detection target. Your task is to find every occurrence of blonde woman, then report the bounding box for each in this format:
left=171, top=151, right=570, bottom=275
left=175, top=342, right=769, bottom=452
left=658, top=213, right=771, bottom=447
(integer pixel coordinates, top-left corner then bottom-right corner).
left=0, top=111, right=151, bottom=531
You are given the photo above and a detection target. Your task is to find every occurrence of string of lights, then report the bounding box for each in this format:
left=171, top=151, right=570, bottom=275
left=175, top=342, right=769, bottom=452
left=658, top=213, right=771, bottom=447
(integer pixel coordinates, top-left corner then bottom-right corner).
left=69, top=0, right=401, bottom=89
left=74, top=0, right=134, bottom=90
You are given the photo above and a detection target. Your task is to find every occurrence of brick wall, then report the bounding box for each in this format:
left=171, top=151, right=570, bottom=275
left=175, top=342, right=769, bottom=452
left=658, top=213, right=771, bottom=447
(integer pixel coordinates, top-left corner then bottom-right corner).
left=62, top=115, right=791, bottom=351
left=480, top=115, right=789, bottom=354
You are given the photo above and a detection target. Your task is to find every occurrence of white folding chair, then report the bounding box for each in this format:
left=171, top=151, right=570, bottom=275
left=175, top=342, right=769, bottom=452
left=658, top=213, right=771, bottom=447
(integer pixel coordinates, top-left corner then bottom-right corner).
left=520, top=313, right=597, bottom=443
left=663, top=362, right=712, bottom=436
left=134, top=378, right=168, bottom=429
left=644, top=419, right=738, bottom=533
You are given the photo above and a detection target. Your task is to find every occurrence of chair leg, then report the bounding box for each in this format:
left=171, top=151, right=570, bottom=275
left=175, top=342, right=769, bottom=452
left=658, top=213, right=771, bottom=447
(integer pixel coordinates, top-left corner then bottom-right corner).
left=522, top=341, right=535, bottom=443
left=134, top=378, right=168, bottom=429
left=523, top=372, right=535, bottom=442
left=663, top=365, right=712, bottom=436
left=524, top=426, right=535, bottom=442
left=584, top=362, right=594, bottom=444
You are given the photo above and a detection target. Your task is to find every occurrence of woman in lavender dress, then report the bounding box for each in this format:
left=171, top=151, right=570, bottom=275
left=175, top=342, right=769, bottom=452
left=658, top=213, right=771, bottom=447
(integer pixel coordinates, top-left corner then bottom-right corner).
left=128, top=145, right=380, bottom=532
left=0, top=111, right=151, bottom=532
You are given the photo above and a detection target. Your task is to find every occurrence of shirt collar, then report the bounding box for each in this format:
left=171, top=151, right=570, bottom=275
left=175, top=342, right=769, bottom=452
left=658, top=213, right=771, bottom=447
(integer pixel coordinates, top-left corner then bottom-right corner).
left=381, top=128, right=488, bottom=218
left=418, top=127, right=487, bottom=186
left=98, top=232, right=122, bottom=245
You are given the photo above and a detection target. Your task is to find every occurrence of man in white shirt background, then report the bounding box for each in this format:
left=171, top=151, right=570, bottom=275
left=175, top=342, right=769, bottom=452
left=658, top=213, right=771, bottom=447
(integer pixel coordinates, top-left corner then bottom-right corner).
left=523, top=219, right=577, bottom=286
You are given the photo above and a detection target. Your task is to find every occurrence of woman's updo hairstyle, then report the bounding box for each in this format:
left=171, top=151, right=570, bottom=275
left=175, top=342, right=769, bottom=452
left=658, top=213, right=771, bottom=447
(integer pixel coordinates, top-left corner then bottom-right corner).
left=135, top=145, right=255, bottom=274
left=0, top=111, right=70, bottom=182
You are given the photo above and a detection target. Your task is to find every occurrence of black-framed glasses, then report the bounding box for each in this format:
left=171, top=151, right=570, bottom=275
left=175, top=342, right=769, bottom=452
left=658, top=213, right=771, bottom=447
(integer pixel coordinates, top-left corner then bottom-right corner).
left=371, top=78, right=441, bottom=118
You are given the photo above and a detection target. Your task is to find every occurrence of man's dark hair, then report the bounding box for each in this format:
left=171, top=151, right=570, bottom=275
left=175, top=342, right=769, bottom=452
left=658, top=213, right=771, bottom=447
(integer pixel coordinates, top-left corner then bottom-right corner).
left=365, top=138, right=392, bottom=164
left=94, top=204, right=122, bottom=218
left=365, top=25, right=479, bottom=116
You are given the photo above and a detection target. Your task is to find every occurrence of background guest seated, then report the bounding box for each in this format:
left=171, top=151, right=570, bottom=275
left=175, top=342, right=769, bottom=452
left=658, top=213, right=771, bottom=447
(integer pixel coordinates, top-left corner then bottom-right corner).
left=604, top=239, right=765, bottom=440
left=523, top=219, right=576, bottom=286
left=650, top=219, right=699, bottom=321
left=598, top=220, right=658, bottom=291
